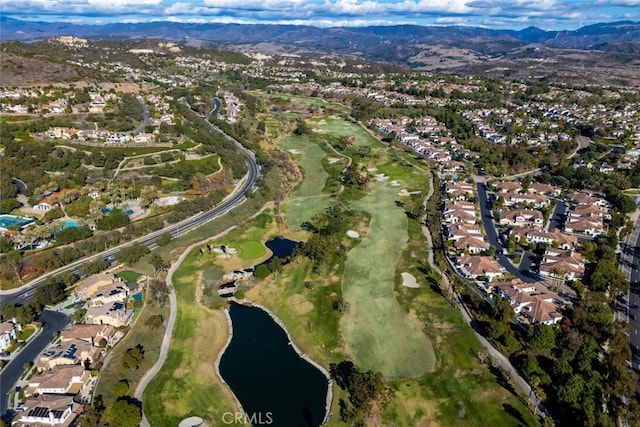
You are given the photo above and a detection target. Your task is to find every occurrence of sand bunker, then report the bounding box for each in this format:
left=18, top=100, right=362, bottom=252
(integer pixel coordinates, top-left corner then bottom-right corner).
left=287, top=149, right=302, bottom=155
left=375, top=173, right=389, bottom=181
left=397, top=189, right=410, bottom=197
left=346, top=230, right=360, bottom=238
left=390, top=180, right=401, bottom=187
left=213, top=247, right=237, bottom=255
left=367, top=167, right=378, bottom=172
left=327, top=157, right=342, bottom=164
left=401, top=272, right=419, bottom=288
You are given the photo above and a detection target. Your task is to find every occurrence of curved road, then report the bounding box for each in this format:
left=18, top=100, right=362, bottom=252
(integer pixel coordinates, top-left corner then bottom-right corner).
left=0, top=120, right=260, bottom=308
left=0, top=310, right=69, bottom=415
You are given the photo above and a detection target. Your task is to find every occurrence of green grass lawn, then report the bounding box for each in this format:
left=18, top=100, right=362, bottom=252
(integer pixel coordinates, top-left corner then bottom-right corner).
left=310, top=116, right=378, bottom=147
left=277, top=136, right=332, bottom=229
left=17, top=326, right=36, bottom=341
left=116, top=270, right=142, bottom=285
left=142, top=249, right=239, bottom=427
left=94, top=300, right=169, bottom=408
left=341, top=182, right=436, bottom=379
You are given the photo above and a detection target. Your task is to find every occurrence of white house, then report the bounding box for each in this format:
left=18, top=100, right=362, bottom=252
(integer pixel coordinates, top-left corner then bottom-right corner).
left=0, top=320, right=21, bottom=351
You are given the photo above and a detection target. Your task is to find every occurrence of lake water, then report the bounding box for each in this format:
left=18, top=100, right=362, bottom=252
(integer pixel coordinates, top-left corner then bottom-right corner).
left=219, top=302, right=328, bottom=427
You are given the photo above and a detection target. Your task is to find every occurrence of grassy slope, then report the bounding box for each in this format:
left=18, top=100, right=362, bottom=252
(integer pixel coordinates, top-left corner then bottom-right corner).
left=94, top=298, right=169, bottom=407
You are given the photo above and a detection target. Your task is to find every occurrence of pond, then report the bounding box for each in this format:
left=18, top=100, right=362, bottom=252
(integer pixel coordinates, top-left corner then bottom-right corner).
left=219, top=302, right=329, bottom=427
left=257, top=237, right=301, bottom=268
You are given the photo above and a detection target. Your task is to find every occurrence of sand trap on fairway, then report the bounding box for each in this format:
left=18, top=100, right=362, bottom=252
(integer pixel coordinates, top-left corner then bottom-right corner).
left=390, top=180, right=401, bottom=187
left=327, top=157, right=342, bottom=164
left=401, top=272, right=419, bottom=288
left=397, top=189, right=410, bottom=197
left=213, top=247, right=237, bottom=255
left=375, top=173, right=389, bottom=181
left=346, top=230, right=360, bottom=238
left=367, top=167, right=378, bottom=172
left=287, top=149, right=302, bottom=154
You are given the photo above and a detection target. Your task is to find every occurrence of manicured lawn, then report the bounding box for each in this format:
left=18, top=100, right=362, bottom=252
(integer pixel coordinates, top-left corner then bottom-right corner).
left=116, top=270, right=142, bottom=285
left=310, top=116, right=378, bottom=147
left=341, top=182, right=436, bottom=379
left=17, top=326, right=36, bottom=341
left=277, top=136, right=332, bottom=229
left=142, top=249, right=239, bottom=427
left=234, top=240, right=266, bottom=260
left=248, top=91, right=328, bottom=107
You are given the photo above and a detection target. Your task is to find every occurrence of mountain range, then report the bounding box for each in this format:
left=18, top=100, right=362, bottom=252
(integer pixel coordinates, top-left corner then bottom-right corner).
left=1, top=17, right=639, bottom=85
left=2, top=17, right=639, bottom=53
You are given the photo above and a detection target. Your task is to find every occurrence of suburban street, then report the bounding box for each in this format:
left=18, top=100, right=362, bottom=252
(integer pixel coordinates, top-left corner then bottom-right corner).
left=475, top=180, right=537, bottom=284
left=0, top=310, right=68, bottom=415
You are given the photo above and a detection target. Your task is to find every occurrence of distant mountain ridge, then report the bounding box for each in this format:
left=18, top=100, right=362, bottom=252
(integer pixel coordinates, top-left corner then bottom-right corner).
left=2, top=17, right=639, bottom=53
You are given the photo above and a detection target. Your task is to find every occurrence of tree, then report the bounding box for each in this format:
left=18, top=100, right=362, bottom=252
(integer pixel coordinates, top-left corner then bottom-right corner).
left=292, top=118, right=308, bottom=135
left=148, top=279, right=169, bottom=305
left=96, top=209, right=130, bottom=231
left=116, top=242, right=150, bottom=265
left=329, top=360, right=392, bottom=424
left=144, top=314, right=164, bottom=328
left=108, top=397, right=142, bottom=427
left=42, top=207, right=64, bottom=223
left=530, top=324, right=556, bottom=354
left=148, top=254, right=169, bottom=278
left=3, top=250, right=24, bottom=283
left=113, top=379, right=129, bottom=397
left=122, top=344, right=145, bottom=370
left=156, top=232, right=172, bottom=247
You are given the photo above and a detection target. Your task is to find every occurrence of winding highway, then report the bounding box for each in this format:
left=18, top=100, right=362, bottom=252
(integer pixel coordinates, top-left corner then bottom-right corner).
left=0, top=119, right=260, bottom=307
left=0, top=115, right=260, bottom=420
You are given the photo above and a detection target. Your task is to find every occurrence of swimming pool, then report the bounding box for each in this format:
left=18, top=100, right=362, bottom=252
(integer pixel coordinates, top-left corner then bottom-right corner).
left=62, top=220, right=79, bottom=229
left=0, top=214, right=36, bottom=231
left=102, top=203, right=135, bottom=216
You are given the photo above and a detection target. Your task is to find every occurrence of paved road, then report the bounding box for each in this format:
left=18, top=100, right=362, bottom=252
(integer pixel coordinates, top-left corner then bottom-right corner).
left=0, top=310, right=68, bottom=415
left=621, top=198, right=640, bottom=365
left=0, top=119, right=260, bottom=308
left=547, top=200, right=567, bottom=232
left=475, top=181, right=537, bottom=284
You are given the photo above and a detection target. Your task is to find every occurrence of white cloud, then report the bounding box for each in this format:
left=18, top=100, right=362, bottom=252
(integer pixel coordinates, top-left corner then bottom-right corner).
left=610, top=0, right=640, bottom=5
left=87, top=0, right=162, bottom=5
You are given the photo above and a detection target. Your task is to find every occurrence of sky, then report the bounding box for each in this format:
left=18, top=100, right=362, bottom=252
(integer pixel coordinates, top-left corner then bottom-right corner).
left=1, top=0, right=639, bottom=30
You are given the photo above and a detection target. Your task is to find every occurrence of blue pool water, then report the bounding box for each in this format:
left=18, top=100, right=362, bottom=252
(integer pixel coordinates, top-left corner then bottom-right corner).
left=63, top=220, right=79, bottom=229
left=0, top=214, right=35, bottom=230
left=102, top=206, right=135, bottom=216
left=132, top=292, right=143, bottom=302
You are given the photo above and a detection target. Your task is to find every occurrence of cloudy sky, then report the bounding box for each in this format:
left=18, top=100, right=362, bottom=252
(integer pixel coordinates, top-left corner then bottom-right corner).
left=2, top=0, right=639, bottom=30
